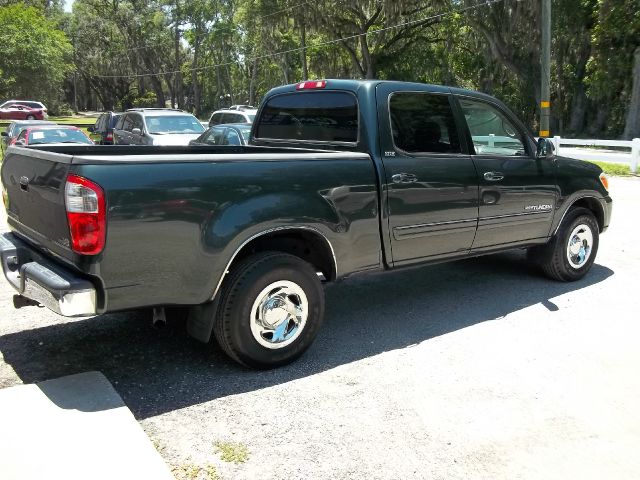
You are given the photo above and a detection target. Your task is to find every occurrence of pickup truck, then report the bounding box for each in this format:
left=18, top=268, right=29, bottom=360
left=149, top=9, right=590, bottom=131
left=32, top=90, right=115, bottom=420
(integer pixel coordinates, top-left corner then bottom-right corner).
left=0, top=79, right=612, bottom=368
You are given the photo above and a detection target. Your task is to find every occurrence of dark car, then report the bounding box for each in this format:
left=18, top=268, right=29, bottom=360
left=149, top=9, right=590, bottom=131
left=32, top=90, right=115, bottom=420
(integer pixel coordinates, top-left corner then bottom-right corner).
left=13, top=125, right=94, bottom=146
left=1, top=120, right=56, bottom=151
left=87, top=112, right=122, bottom=145
left=189, top=123, right=252, bottom=146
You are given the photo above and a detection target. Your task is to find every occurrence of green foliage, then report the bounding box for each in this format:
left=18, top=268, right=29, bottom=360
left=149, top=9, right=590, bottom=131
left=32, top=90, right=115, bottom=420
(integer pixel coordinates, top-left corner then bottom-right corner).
left=0, top=4, right=72, bottom=103
left=588, top=161, right=633, bottom=176
left=9, top=0, right=633, bottom=137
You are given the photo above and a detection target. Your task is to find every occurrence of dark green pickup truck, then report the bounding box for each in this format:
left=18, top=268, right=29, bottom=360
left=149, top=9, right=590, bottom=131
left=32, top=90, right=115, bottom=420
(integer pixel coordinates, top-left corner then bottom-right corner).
left=0, top=80, right=612, bottom=368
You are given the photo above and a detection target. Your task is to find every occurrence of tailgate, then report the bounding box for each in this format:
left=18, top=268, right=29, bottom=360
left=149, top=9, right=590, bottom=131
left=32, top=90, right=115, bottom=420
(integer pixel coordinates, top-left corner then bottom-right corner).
left=1, top=147, right=74, bottom=261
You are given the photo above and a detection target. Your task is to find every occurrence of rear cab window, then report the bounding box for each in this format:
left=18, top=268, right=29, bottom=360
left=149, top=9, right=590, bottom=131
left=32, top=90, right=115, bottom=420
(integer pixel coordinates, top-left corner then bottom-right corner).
left=254, top=91, right=358, bottom=144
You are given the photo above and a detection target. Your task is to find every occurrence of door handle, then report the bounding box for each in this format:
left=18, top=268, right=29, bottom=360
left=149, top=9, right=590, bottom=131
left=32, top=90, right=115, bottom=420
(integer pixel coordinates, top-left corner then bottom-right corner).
left=391, top=173, right=418, bottom=184
left=483, top=171, right=504, bottom=182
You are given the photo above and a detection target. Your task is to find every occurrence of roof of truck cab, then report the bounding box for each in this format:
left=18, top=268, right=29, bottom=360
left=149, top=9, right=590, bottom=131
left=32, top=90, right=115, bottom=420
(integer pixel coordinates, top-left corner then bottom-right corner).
left=264, top=79, right=511, bottom=111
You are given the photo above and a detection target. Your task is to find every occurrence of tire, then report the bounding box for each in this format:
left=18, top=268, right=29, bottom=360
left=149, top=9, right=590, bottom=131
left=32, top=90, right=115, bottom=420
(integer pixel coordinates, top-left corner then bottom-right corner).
left=26, top=115, right=35, bottom=120
left=534, top=207, right=599, bottom=281
left=213, top=252, right=325, bottom=369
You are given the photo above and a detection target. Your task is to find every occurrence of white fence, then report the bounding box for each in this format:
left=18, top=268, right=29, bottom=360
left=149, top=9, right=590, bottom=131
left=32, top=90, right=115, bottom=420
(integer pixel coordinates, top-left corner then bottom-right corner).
left=551, top=136, right=640, bottom=173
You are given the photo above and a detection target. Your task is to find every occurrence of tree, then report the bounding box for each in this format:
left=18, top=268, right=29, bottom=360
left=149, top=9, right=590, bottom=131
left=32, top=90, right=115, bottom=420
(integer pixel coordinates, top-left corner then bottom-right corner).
left=0, top=4, right=72, bottom=104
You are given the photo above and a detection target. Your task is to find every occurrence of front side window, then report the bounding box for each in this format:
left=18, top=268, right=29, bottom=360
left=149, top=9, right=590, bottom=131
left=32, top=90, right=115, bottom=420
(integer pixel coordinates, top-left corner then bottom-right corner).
left=121, top=115, right=133, bottom=131
left=389, top=92, right=461, bottom=154
left=459, top=98, right=526, bottom=156
left=203, top=127, right=225, bottom=144
left=255, top=91, right=358, bottom=143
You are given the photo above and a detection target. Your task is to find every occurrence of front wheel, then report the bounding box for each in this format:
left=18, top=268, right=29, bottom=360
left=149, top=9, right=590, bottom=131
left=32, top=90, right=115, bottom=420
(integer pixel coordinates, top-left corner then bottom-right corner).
left=533, top=207, right=599, bottom=281
left=213, top=252, right=325, bottom=369
left=26, top=115, right=35, bottom=120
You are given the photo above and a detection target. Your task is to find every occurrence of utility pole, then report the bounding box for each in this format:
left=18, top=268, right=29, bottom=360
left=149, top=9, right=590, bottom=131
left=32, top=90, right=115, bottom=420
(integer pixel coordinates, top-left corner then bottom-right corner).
left=540, top=0, right=551, bottom=138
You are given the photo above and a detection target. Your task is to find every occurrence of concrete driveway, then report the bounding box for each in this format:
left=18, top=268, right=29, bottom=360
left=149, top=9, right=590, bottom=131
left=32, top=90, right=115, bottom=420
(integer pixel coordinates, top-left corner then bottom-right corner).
left=1, top=177, right=639, bottom=479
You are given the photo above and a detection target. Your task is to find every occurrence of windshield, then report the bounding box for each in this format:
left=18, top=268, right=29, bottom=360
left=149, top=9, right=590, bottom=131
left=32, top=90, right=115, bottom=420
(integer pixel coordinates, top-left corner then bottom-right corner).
left=28, top=128, right=92, bottom=145
left=146, top=115, right=205, bottom=134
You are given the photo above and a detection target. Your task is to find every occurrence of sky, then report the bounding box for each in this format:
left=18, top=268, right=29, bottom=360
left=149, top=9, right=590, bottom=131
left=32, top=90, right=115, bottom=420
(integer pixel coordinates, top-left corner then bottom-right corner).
left=64, top=0, right=74, bottom=12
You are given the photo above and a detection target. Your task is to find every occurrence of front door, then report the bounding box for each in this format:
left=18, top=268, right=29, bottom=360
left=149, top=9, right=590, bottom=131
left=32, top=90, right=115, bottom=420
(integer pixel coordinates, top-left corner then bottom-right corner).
left=455, top=96, right=557, bottom=249
left=377, top=84, right=479, bottom=266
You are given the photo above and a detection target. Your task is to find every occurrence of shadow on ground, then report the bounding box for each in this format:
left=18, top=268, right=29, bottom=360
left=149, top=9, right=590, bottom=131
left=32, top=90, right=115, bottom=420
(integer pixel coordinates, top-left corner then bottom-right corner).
left=0, top=251, right=613, bottom=419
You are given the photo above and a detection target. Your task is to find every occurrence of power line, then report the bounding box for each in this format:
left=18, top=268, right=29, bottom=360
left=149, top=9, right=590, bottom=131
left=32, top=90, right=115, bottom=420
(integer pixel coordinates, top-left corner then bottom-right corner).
left=93, top=0, right=507, bottom=79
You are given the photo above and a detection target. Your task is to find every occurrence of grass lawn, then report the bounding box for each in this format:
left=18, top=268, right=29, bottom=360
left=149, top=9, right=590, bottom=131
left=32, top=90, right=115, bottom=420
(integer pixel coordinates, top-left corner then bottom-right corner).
left=587, top=161, right=636, bottom=176
left=47, top=116, right=97, bottom=125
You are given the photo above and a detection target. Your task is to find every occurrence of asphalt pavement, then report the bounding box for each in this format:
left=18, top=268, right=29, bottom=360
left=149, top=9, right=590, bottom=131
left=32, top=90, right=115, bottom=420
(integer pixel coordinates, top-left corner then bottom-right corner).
left=1, top=177, right=639, bottom=479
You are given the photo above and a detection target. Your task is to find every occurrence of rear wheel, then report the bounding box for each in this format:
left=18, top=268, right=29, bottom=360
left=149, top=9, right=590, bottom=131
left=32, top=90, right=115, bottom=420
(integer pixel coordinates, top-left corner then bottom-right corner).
left=532, top=207, right=599, bottom=281
left=26, top=115, right=35, bottom=120
left=213, top=252, right=325, bottom=369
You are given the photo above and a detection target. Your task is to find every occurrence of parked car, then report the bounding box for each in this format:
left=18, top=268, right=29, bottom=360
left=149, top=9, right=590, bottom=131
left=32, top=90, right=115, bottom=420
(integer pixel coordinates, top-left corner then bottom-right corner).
left=0, top=101, right=47, bottom=121
left=87, top=112, right=122, bottom=145
left=113, top=108, right=205, bottom=146
left=12, top=125, right=93, bottom=146
left=208, top=105, right=257, bottom=127
left=189, top=123, right=252, bottom=146
left=1, top=120, right=56, bottom=150
left=1, top=79, right=612, bottom=369
left=0, top=100, right=48, bottom=117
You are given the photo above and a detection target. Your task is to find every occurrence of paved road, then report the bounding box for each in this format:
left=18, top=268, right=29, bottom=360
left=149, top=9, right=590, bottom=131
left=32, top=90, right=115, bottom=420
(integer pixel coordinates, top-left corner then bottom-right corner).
left=1, top=177, right=639, bottom=479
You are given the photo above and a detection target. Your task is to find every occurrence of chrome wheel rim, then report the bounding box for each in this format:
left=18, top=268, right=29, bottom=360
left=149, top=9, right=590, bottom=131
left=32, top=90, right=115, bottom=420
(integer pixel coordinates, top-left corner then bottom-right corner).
left=250, top=280, right=308, bottom=349
left=566, top=224, right=593, bottom=269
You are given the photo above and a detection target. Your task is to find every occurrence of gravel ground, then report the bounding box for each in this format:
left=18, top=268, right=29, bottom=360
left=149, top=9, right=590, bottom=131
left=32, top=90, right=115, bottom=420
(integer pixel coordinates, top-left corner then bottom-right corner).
left=1, top=177, right=639, bottom=480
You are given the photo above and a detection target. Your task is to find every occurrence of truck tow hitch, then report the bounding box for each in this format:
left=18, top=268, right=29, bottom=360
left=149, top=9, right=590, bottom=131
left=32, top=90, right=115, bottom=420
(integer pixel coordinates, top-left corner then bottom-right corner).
left=152, top=307, right=167, bottom=329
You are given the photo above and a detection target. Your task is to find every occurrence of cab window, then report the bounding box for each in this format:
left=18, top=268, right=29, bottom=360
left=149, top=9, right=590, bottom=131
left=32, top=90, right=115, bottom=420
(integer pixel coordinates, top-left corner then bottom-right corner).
left=255, top=91, right=358, bottom=143
left=458, top=98, right=526, bottom=156
left=389, top=92, right=461, bottom=154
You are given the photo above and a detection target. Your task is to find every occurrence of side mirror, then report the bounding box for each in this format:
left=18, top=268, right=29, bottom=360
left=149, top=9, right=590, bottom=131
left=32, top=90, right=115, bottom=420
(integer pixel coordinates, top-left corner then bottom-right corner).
left=1, top=131, right=7, bottom=137
left=87, top=126, right=95, bottom=133
left=536, top=137, right=555, bottom=159
left=132, top=128, right=142, bottom=135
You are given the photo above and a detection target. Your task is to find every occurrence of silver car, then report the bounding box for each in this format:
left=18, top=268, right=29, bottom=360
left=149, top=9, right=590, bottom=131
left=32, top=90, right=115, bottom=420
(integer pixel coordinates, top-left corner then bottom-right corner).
left=113, top=108, right=205, bottom=146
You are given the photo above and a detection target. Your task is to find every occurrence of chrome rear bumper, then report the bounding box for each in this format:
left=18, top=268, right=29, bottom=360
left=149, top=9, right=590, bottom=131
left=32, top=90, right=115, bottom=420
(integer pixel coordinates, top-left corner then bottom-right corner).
left=0, top=232, right=97, bottom=317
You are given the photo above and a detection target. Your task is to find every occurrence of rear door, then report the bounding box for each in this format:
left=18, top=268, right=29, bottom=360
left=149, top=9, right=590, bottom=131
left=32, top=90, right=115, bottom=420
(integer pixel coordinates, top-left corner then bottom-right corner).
left=455, top=96, right=557, bottom=249
left=376, top=84, right=479, bottom=266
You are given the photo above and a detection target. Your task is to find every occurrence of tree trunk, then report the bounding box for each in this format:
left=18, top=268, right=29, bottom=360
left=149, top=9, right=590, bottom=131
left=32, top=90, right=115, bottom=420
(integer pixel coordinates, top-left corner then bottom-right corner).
left=623, top=46, right=640, bottom=140
left=249, top=59, right=258, bottom=106
left=149, top=75, right=165, bottom=107
left=192, top=40, right=201, bottom=117
left=174, top=24, right=182, bottom=109
left=568, top=85, right=587, bottom=134
left=299, top=21, right=308, bottom=80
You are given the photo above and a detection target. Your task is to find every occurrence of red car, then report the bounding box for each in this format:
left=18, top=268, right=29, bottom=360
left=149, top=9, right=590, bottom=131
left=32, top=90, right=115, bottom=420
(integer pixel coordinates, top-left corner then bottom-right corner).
left=11, top=126, right=94, bottom=146
left=0, top=101, right=47, bottom=120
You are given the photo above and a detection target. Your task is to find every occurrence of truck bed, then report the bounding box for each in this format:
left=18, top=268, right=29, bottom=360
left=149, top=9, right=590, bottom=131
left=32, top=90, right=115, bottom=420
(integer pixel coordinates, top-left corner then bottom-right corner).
left=1, top=144, right=381, bottom=313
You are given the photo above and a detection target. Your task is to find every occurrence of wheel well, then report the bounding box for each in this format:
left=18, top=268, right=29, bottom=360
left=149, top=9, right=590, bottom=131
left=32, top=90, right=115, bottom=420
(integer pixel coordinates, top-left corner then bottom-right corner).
left=231, top=229, right=336, bottom=281
left=570, top=197, right=605, bottom=232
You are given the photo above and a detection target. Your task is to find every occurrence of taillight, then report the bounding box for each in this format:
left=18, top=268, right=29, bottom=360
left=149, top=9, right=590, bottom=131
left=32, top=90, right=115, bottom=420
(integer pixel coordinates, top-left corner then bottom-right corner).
left=65, top=175, right=106, bottom=255
left=296, top=80, right=327, bottom=90
left=105, top=132, right=113, bottom=141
